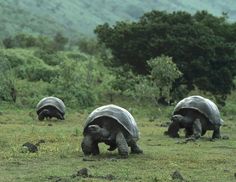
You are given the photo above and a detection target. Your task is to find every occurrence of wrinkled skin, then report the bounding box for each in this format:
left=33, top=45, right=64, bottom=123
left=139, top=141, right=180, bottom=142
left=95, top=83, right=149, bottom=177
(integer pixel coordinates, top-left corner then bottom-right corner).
left=38, top=107, right=64, bottom=121
left=165, top=109, right=221, bottom=140
left=81, top=117, right=143, bottom=158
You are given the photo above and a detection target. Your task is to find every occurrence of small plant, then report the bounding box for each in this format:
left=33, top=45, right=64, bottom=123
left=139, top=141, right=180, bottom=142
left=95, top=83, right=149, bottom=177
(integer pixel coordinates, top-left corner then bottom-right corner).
left=147, top=55, right=182, bottom=104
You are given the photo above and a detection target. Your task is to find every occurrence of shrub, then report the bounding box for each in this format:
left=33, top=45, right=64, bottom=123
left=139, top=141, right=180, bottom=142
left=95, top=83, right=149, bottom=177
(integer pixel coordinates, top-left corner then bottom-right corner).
left=24, top=64, right=59, bottom=82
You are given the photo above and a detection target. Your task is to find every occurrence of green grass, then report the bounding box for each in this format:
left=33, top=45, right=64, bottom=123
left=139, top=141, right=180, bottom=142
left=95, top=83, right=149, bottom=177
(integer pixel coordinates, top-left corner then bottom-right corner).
left=0, top=103, right=235, bottom=182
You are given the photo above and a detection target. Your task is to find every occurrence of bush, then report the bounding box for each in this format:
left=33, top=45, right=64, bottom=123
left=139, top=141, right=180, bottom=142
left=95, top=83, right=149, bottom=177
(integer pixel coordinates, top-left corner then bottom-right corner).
left=24, top=64, right=59, bottom=82
left=147, top=55, right=182, bottom=102
left=34, top=50, right=64, bottom=66
left=15, top=79, right=50, bottom=108
left=48, top=59, right=97, bottom=108
left=0, top=69, right=16, bottom=102
left=0, top=49, right=25, bottom=68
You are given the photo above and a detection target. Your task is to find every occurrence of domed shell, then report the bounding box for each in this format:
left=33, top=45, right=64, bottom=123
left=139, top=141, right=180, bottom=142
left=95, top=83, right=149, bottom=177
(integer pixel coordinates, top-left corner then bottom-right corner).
left=36, top=96, right=65, bottom=115
left=173, top=95, right=223, bottom=125
left=83, top=104, right=139, bottom=140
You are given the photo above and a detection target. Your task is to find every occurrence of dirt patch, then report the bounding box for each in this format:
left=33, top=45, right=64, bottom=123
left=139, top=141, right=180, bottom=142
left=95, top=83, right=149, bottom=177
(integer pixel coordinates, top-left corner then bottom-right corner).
left=171, top=170, right=184, bottom=181
left=71, top=168, right=116, bottom=181
left=22, top=142, right=38, bottom=153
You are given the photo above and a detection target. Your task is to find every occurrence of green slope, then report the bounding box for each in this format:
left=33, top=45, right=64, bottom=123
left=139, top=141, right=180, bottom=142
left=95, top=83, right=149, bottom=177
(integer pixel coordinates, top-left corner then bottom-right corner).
left=1, top=0, right=236, bottom=39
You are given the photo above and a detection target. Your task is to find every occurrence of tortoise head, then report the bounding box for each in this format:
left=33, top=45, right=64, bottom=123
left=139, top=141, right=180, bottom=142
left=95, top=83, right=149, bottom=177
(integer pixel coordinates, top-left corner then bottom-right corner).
left=171, top=114, right=185, bottom=122
left=87, top=125, right=110, bottom=140
left=87, top=125, right=101, bottom=134
left=38, top=109, right=50, bottom=121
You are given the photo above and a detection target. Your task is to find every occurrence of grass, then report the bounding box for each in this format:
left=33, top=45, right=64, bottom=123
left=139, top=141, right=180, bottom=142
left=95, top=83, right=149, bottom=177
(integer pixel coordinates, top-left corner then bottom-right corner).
left=0, top=102, right=235, bottom=182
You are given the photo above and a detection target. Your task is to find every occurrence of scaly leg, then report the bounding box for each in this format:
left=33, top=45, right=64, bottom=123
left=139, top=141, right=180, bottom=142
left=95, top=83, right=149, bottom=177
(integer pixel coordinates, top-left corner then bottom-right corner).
left=129, top=139, right=143, bottom=154
left=212, top=127, right=221, bottom=139
left=81, top=135, right=94, bottom=155
left=192, top=119, right=202, bottom=139
left=166, top=121, right=180, bottom=138
left=116, top=132, right=129, bottom=158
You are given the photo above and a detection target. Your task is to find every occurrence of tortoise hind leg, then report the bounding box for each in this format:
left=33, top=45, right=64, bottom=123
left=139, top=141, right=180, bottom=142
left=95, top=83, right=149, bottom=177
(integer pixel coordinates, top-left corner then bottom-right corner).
left=107, top=143, right=117, bottom=151
left=116, top=132, right=129, bottom=158
left=212, top=127, right=221, bottom=139
left=129, top=139, right=143, bottom=154
left=50, top=108, right=64, bottom=120
left=185, top=127, right=193, bottom=138
left=192, top=118, right=202, bottom=139
left=55, top=112, right=64, bottom=120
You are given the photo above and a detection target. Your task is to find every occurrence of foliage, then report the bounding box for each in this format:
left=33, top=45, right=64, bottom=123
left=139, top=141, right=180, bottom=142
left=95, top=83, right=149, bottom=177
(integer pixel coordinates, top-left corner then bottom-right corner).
left=111, top=68, right=137, bottom=93
left=0, top=61, right=16, bottom=102
left=50, top=32, right=69, bottom=51
left=24, top=64, right=59, bottom=82
left=48, top=58, right=112, bottom=108
left=3, top=33, right=69, bottom=53
left=0, top=45, right=120, bottom=109
left=147, top=55, right=182, bottom=100
left=2, top=34, right=38, bottom=48
left=123, top=56, right=182, bottom=106
left=95, top=10, right=236, bottom=101
left=15, top=80, right=50, bottom=108
left=124, top=75, right=160, bottom=105
left=77, top=37, right=100, bottom=55
left=48, top=59, right=91, bottom=108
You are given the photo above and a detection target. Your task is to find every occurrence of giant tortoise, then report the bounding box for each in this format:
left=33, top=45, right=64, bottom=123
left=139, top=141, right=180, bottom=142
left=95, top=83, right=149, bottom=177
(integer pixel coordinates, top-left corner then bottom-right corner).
left=165, top=95, right=223, bottom=140
left=36, top=96, right=65, bottom=121
left=81, top=104, right=143, bottom=158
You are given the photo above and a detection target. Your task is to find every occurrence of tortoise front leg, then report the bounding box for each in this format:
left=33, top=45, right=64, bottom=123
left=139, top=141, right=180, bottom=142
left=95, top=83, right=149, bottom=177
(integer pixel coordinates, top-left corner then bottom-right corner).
left=81, top=135, right=94, bottom=155
left=212, top=126, right=221, bottom=139
left=129, top=140, right=143, bottom=154
left=116, top=132, right=129, bottom=158
left=38, top=109, right=49, bottom=121
left=38, top=112, right=45, bottom=121
left=92, top=142, right=100, bottom=155
left=165, top=121, right=180, bottom=138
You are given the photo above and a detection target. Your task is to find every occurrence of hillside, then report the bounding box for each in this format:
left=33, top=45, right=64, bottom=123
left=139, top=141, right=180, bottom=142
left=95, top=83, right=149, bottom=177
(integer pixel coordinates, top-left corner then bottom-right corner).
left=1, top=0, right=236, bottom=39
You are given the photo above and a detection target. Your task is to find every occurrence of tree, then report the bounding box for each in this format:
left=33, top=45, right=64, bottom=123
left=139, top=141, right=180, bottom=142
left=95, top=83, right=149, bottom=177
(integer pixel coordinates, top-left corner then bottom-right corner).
left=51, top=32, right=68, bottom=51
left=147, top=55, right=182, bottom=103
left=95, top=10, right=236, bottom=100
left=121, top=56, right=182, bottom=106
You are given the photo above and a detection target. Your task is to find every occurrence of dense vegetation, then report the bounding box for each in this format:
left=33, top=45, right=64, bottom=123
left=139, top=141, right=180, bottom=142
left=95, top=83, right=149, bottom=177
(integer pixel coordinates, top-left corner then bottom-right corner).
left=1, top=10, right=236, bottom=108
left=0, top=33, right=116, bottom=109
left=95, top=10, right=236, bottom=104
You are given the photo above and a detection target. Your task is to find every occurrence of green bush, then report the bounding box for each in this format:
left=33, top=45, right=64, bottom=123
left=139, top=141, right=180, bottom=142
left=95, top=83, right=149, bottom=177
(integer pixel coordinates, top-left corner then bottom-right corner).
left=15, top=79, right=50, bottom=108
left=34, top=50, right=61, bottom=66
left=24, top=64, right=59, bottom=82
left=48, top=59, right=97, bottom=108
left=0, top=70, right=16, bottom=102
left=0, top=49, right=25, bottom=68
